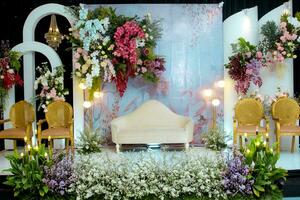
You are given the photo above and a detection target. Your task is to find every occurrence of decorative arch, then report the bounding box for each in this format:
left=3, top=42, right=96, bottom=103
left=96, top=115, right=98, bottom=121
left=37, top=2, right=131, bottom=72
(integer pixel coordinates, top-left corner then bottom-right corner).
left=20, top=3, right=83, bottom=142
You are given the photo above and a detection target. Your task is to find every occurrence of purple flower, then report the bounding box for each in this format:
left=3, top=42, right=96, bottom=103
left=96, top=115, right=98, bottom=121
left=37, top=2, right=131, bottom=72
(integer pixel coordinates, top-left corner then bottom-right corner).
left=222, top=154, right=254, bottom=196
left=43, top=155, right=76, bottom=196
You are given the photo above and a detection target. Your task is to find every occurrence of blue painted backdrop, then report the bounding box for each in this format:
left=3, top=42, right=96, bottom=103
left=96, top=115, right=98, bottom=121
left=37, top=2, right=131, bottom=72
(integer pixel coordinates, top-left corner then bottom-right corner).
left=85, top=4, right=223, bottom=145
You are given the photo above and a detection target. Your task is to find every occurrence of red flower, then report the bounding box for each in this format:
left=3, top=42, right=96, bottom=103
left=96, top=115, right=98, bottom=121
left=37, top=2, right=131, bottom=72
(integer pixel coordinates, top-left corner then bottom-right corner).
left=113, top=21, right=145, bottom=65
left=114, top=71, right=128, bottom=97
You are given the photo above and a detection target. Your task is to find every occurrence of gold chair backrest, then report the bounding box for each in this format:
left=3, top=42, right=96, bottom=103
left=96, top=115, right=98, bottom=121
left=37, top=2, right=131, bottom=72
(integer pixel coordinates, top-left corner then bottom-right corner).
left=45, top=101, right=73, bottom=128
left=9, top=100, right=35, bottom=128
left=234, top=98, right=264, bottom=125
left=272, top=97, right=299, bottom=125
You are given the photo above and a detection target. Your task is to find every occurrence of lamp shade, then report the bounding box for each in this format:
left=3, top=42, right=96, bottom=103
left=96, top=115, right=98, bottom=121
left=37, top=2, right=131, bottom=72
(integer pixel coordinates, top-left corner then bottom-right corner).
left=44, top=15, right=62, bottom=50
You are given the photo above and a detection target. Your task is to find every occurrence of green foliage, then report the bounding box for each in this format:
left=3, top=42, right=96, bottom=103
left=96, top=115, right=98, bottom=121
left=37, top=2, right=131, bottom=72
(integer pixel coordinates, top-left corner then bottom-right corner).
left=259, top=21, right=281, bottom=54
left=243, top=136, right=287, bottom=198
left=4, top=145, right=51, bottom=199
left=202, top=126, right=228, bottom=151
left=231, top=37, right=256, bottom=54
left=8, top=51, right=21, bottom=71
left=78, top=126, right=103, bottom=154
left=142, top=71, right=159, bottom=83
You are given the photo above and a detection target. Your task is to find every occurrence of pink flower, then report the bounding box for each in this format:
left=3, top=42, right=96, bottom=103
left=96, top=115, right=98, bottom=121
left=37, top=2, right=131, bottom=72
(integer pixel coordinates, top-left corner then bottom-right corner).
left=280, top=35, right=286, bottom=42
left=282, top=51, right=286, bottom=55
left=74, top=62, right=81, bottom=69
left=291, top=34, right=298, bottom=41
left=280, top=22, right=287, bottom=30
left=77, top=48, right=83, bottom=54
left=49, top=88, right=57, bottom=98
left=113, top=21, right=145, bottom=65
left=246, top=68, right=253, bottom=75
left=256, top=51, right=262, bottom=59
left=74, top=52, right=80, bottom=59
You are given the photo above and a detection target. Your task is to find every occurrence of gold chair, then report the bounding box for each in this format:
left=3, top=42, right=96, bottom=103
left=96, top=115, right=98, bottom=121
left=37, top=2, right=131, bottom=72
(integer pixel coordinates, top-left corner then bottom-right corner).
left=233, top=98, right=269, bottom=148
left=272, top=97, right=300, bottom=153
left=37, top=101, right=74, bottom=154
left=0, top=100, right=35, bottom=149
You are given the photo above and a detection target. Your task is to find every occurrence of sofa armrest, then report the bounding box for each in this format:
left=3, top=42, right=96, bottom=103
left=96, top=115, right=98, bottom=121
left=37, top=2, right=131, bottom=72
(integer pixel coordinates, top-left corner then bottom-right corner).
left=111, top=124, right=119, bottom=143
left=185, top=119, right=194, bottom=142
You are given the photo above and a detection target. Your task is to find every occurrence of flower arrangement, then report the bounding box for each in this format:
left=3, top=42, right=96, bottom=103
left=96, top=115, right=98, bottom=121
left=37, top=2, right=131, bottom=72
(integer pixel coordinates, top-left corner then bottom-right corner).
left=68, top=6, right=165, bottom=98
left=202, top=126, right=229, bottom=151
left=260, top=13, right=300, bottom=63
left=5, top=139, right=287, bottom=200
left=71, top=151, right=226, bottom=200
left=0, top=40, right=23, bottom=109
left=43, top=153, right=76, bottom=198
left=243, top=135, right=287, bottom=198
left=225, top=38, right=264, bottom=94
left=4, top=145, right=51, bottom=199
left=222, top=152, right=254, bottom=196
left=34, top=62, right=69, bottom=112
left=77, top=126, right=103, bottom=154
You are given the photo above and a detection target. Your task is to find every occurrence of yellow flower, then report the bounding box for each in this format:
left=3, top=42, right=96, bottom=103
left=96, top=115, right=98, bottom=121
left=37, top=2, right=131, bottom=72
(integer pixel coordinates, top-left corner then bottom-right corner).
left=100, top=61, right=107, bottom=67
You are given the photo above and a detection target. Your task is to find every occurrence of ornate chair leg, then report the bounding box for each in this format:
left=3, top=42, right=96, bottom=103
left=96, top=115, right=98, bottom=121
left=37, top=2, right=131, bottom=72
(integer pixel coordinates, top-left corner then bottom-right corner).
left=185, top=143, right=189, bottom=150
left=276, top=133, right=280, bottom=153
left=66, top=138, right=69, bottom=156
left=291, top=136, right=295, bottom=153
left=13, top=140, right=17, bottom=151
left=116, top=144, right=120, bottom=153
left=71, top=137, right=75, bottom=156
left=239, top=135, right=243, bottom=149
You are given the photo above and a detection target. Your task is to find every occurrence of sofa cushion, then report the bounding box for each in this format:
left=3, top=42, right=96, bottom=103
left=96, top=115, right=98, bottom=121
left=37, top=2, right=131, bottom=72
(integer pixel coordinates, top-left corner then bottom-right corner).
left=116, top=128, right=187, bottom=144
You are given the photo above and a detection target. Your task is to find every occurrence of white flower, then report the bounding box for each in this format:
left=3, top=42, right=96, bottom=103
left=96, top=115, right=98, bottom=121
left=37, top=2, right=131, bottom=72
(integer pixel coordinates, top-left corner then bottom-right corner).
left=136, top=38, right=145, bottom=48
left=85, top=73, right=93, bottom=88
left=7, top=69, right=14, bottom=74
left=34, top=80, right=39, bottom=90
left=288, top=16, right=300, bottom=28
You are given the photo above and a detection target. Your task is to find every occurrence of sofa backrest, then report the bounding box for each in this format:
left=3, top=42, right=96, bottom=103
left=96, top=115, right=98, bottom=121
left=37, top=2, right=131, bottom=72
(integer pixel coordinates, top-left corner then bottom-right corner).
left=113, top=100, right=189, bottom=128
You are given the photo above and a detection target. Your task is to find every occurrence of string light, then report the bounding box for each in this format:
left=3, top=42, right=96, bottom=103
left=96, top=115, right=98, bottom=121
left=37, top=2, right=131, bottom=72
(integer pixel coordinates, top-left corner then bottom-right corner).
left=83, top=101, right=92, bottom=108
left=212, top=98, right=221, bottom=107
left=93, top=91, right=104, bottom=99
left=203, top=89, right=213, bottom=98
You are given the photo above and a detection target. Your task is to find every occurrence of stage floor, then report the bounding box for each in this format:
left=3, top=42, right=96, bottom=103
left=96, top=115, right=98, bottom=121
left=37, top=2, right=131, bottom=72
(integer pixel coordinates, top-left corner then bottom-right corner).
left=0, top=146, right=299, bottom=175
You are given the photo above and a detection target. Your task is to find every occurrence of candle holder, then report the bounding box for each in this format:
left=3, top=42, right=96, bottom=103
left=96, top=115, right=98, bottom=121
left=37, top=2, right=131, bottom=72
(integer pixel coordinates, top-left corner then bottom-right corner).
left=244, top=133, right=248, bottom=144
left=255, top=126, right=259, bottom=136
left=265, top=133, right=269, bottom=146
left=48, top=136, right=52, bottom=153
left=24, top=136, right=27, bottom=151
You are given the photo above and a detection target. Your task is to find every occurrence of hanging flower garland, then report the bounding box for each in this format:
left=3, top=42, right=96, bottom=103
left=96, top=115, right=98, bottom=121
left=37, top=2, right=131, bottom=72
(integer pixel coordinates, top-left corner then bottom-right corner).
left=225, top=38, right=264, bottom=94
left=34, top=62, right=69, bottom=112
left=227, top=12, right=300, bottom=95
left=0, top=40, right=23, bottom=110
left=68, top=6, right=165, bottom=98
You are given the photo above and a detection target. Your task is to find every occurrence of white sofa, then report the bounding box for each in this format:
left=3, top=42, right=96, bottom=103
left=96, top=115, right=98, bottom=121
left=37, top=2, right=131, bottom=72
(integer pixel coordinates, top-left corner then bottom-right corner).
left=111, top=100, right=194, bottom=152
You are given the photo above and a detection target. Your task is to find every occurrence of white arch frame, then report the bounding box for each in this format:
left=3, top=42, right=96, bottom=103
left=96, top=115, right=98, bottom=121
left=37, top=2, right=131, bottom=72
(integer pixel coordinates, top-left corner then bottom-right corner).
left=4, top=3, right=84, bottom=149
left=22, top=4, right=83, bottom=142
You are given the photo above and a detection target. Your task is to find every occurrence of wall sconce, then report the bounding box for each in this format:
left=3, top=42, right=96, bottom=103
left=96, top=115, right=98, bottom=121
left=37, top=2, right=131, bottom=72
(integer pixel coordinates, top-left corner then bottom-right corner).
left=44, top=15, right=63, bottom=50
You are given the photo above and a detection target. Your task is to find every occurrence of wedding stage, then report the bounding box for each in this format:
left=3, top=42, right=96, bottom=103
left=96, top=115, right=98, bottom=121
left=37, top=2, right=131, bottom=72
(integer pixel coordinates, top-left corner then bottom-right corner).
left=1, top=0, right=300, bottom=199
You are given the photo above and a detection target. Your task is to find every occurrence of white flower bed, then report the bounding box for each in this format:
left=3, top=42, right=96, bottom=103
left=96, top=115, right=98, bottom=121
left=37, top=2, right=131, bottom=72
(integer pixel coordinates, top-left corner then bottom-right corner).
left=71, top=150, right=227, bottom=200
